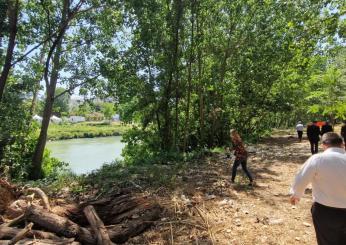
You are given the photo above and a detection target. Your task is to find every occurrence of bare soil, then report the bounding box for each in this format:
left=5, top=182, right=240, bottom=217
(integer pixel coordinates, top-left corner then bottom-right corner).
left=126, top=134, right=317, bottom=245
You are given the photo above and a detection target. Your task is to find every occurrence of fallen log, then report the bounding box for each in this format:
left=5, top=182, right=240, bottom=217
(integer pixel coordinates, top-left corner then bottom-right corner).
left=4, top=200, right=28, bottom=219
left=83, top=205, right=113, bottom=245
left=0, top=214, right=24, bottom=227
left=25, top=205, right=95, bottom=244
left=0, top=238, right=80, bottom=245
left=26, top=202, right=161, bottom=244
left=67, top=192, right=155, bottom=225
left=0, top=226, right=60, bottom=240
left=7, top=222, right=33, bottom=245
left=107, top=203, right=161, bottom=243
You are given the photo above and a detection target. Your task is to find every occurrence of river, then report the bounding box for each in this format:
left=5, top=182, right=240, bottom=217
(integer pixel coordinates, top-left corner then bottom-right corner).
left=46, top=136, right=125, bottom=174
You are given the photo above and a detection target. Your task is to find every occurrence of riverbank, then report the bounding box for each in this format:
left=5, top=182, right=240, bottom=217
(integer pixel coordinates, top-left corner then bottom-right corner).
left=47, top=122, right=130, bottom=140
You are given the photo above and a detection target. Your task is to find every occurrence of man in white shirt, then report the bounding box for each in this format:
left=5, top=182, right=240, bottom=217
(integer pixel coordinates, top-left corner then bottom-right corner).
left=290, top=132, right=346, bottom=245
left=296, top=121, right=304, bottom=142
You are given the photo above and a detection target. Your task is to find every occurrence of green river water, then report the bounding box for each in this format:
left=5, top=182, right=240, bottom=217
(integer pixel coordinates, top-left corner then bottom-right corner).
left=46, top=136, right=125, bottom=174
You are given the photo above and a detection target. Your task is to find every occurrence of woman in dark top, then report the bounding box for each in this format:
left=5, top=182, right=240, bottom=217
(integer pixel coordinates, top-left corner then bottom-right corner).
left=230, top=129, right=253, bottom=186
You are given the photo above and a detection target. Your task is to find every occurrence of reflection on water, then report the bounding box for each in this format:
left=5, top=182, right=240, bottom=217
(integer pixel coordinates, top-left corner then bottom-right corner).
left=46, top=136, right=125, bottom=174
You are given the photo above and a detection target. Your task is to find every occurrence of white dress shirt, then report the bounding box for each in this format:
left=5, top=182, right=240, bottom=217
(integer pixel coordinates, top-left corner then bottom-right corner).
left=290, top=147, right=346, bottom=208
left=296, top=123, right=304, bottom=131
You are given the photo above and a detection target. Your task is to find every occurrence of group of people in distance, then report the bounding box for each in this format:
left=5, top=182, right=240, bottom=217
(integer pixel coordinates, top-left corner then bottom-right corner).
left=228, top=123, right=346, bottom=244
left=290, top=132, right=346, bottom=245
left=293, top=120, right=346, bottom=244
left=296, top=120, right=346, bottom=154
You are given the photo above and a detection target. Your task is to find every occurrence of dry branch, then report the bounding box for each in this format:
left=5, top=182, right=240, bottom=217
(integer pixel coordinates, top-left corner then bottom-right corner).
left=8, top=222, right=33, bottom=245
left=83, top=205, right=113, bottom=245
left=0, top=214, right=24, bottom=227
left=27, top=188, right=51, bottom=211
left=0, top=226, right=60, bottom=240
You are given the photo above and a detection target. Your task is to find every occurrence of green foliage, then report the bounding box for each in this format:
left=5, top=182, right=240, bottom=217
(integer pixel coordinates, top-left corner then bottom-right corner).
left=53, top=87, right=70, bottom=117
left=99, top=0, right=345, bottom=163
left=27, top=171, right=84, bottom=195
left=121, top=127, right=161, bottom=165
left=42, top=149, right=68, bottom=178
left=305, top=48, right=346, bottom=121
left=86, top=112, right=104, bottom=121
left=1, top=0, right=346, bottom=180
left=47, top=122, right=128, bottom=140
left=81, top=159, right=189, bottom=193
left=71, top=102, right=92, bottom=117
left=0, top=80, right=36, bottom=179
left=101, top=102, right=115, bottom=120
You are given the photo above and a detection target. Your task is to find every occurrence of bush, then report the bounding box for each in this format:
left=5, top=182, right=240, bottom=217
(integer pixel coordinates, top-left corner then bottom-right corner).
left=42, top=149, right=69, bottom=178
left=121, top=126, right=161, bottom=165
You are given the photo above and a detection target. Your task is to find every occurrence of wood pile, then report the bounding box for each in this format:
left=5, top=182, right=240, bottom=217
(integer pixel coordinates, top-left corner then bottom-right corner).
left=0, top=179, right=161, bottom=244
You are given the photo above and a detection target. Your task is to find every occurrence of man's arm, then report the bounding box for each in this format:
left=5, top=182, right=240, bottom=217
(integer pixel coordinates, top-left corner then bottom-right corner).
left=290, top=156, right=318, bottom=204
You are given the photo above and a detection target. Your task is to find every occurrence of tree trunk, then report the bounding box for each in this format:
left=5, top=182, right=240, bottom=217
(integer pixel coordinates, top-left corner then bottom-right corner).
left=183, top=1, right=195, bottom=152
left=173, top=0, right=183, bottom=150
left=0, top=1, right=9, bottom=39
left=30, top=0, right=68, bottom=180
left=0, top=0, right=19, bottom=101
left=162, top=0, right=183, bottom=151
left=29, top=44, right=47, bottom=117
left=30, top=91, right=54, bottom=179
left=196, top=8, right=205, bottom=146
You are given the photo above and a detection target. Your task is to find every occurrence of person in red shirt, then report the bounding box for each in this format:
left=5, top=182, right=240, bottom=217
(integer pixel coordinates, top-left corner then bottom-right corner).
left=229, top=129, right=253, bottom=186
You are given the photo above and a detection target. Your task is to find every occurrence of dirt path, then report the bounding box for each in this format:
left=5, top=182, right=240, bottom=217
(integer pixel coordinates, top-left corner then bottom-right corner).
left=127, top=135, right=317, bottom=245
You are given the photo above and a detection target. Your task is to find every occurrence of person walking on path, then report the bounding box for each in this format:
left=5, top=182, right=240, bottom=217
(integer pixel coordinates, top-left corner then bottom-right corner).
left=290, top=132, right=346, bottom=245
left=307, top=121, right=321, bottom=154
left=321, top=120, right=333, bottom=136
left=296, top=121, right=304, bottom=142
left=229, top=129, right=253, bottom=186
left=341, top=121, right=346, bottom=150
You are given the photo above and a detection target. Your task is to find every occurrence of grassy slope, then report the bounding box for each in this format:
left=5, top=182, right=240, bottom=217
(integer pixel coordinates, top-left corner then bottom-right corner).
left=47, top=122, right=129, bottom=140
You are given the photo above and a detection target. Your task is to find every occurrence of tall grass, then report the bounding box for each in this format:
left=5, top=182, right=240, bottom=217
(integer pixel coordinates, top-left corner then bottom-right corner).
left=47, top=122, right=130, bottom=140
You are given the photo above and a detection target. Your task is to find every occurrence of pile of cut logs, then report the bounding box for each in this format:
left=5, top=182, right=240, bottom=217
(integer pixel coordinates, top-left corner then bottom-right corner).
left=0, top=179, right=161, bottom=244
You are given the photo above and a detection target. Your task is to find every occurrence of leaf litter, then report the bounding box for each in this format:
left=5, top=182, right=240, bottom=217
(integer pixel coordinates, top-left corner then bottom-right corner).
left=126, top=133, right=317, bottom=244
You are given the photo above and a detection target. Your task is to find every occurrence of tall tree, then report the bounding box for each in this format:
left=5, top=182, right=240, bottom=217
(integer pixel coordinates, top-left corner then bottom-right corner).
left=0, top=0, right=19, bottom=100
left=30, top=0, right=85, bottom=179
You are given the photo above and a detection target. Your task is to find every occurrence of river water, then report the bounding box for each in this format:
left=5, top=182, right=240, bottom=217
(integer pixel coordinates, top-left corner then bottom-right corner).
left=46, top=136, right=125, bottom=174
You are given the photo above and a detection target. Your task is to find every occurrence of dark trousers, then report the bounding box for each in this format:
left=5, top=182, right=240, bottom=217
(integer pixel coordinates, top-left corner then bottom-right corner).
left=311, top=202, right=346, bottom=245
left=309, top=140, right=319, bottom=154
left=344, top=137, right=346, bottom=150
left=297, top=131, right=303, bottom=141
left=231, top=159, right=253, bottom=182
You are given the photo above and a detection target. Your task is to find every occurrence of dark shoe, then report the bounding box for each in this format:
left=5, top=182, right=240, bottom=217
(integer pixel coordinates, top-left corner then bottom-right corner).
left=248, top=182, right=253, bottom=186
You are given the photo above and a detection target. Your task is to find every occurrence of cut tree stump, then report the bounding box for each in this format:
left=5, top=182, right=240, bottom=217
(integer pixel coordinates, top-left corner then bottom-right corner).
left=83, top=205, right=113, bottom=245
